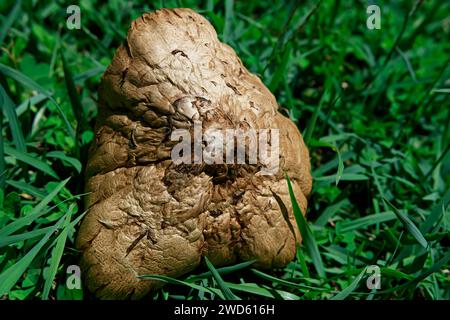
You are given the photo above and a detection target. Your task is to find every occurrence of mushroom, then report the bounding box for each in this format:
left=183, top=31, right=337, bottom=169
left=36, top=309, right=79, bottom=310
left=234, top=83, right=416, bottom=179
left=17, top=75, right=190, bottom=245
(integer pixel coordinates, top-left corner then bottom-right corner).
left=76, top=8, right=312, bottom=299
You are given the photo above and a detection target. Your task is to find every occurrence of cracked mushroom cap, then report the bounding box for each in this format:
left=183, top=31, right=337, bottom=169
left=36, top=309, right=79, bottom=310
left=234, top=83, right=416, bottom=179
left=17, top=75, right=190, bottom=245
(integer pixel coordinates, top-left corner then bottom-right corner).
left=76, top=8, right=312, bottom=299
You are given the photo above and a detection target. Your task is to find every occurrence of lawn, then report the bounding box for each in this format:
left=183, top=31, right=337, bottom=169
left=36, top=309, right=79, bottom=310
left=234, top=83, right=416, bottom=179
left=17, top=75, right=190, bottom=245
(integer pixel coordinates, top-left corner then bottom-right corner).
left=0, top=0, right=449, bottom=300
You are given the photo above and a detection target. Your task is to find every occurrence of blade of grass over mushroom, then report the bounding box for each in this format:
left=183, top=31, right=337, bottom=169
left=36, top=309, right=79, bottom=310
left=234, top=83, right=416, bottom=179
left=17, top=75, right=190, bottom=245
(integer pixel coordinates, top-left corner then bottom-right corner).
left=286, top=175, right=325, bottom=278
left=138, top=274, right=224, bottom=299
left=331, top=267, right=367, bottom=300
left=3, top=145, right=59, bottom=179
left=204, top=256, right=241, bottom=300
left=0, top=63, right=75, bottom=139
left=0, top=178, right=70, bottom=237
left=42, top=203, right=75, bottom=300
left=272, top=189, right=299, bottom=242
left=383, top=198, right=428, bottom=249
left=314, top=173, right=369, bottom=183
left=0, top=85, right=27, bottom=152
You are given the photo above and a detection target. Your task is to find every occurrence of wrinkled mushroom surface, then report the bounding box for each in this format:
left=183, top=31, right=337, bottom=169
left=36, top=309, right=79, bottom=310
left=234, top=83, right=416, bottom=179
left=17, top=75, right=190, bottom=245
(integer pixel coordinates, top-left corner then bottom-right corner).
left=76, top=8, right=312, bottom=299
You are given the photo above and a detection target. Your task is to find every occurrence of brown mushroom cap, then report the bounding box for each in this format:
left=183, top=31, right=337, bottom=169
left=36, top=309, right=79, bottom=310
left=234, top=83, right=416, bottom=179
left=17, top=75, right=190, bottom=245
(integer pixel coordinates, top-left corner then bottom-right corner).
left=76, top=8, right=312, bottom=299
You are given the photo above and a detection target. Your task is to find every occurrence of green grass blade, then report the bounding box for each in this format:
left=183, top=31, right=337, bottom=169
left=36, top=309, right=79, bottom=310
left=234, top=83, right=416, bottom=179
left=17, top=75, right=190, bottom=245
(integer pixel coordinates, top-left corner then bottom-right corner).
left=42, top=203, right=75, bottom=300
left=383, top=198, right=428, bottom=249
left=335, top=147, right=344, bottom=185
left=0, top=85, right=27, bottom=152
left=411, top=251, right=450, bottom=285
left=0, top=63, right=50, bottom=99
left=61, top=51, right=86, bottom=133
left=331, top=267, right=367, bottom=300
left=337, top=211, right=396, bottom=233
left=0, top=63, right=75, bottom=138
left=4, top=145, right=58, bottom=179
left=204, top=256, right=241, bottom=300
left=0, top=0, right=21, bottom=45
left=186, top=260, right=256, bottom=282
left=46, top=151, right=82, bottom=173
left=296, top=246, right=311, bottom=278
left=311, top=140, right=344, bottom=185
left=6, top=179, right=47, bottom=199
left=0, top=178, right=70, bottom=237
left=396, top=47, right=417, bottom=82
left=286, top=175, right=326, bottom=278
left=222, top=0, right=234, bottom=43
left=425, top=143, right=450, bottom=181
left=303, top=102, right=322, bottom=146
left=314, top=173, right=369, bottom=183
left=73, top=66, right=105, bottom=84
left=432, top=88, right=450, bottom=94
left=0, top=100, right=4, bottom=189
left=0, top=204, right=84, bottom=247
left=16, top=93, right=47, bottom=117
left=251, top=268, right=329, bottom=292
left=303, top=89, right=331, bottom=145
left=315, top=199, right=350, bottom=227
left=422, top=189, right=450, bottom=232
left=0, top=205, right=80, bottom=248
left=0, top=223, right=62, bottom=248
left=268, top=43, right=292, bottom=92
left=138, top=274, right=224, bottom=299
left=376, top=252, right=450, bottom=295
left=225, top=282, right=300, bottom=300
left=0, top=215, right=64, bottom=296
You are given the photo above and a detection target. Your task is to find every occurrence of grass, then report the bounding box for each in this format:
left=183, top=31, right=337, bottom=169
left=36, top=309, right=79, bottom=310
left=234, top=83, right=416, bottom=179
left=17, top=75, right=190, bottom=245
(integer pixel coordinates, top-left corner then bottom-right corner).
left=0, top=0, right=449, bottom=300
